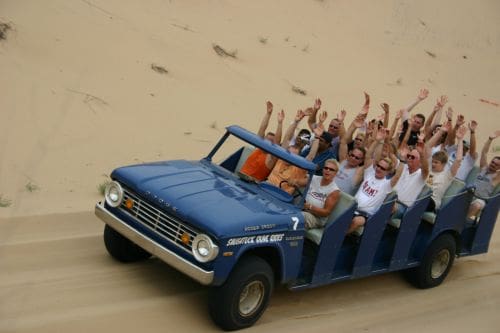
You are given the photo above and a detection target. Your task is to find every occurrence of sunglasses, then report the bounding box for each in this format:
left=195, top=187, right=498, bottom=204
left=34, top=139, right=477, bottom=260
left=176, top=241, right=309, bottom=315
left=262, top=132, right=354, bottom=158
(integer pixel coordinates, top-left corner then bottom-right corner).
left=329, top=125, right=339, bottom=129
left=323, top=166, right=338, bottom=172
left=349, top=153, right=363, bottom=160
left=376, top=164, right=388, bottom=171
left=406, top=154, right=417, bottom=160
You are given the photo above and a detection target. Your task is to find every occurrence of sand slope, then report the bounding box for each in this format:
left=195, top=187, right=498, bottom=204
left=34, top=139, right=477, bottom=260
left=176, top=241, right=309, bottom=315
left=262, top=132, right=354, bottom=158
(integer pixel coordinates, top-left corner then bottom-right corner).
left=1, top=0, right=500, bottom=331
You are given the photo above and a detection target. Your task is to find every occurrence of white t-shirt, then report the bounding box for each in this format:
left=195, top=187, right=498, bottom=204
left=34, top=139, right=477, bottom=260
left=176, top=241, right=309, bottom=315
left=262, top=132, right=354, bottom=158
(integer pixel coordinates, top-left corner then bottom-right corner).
left=305, top=175, right=340, bottom=224
left=446, top=145, right=477, bottom=181
left=427, top=168, right=454, bottom=208
left=394, top=164, right=426, bottom=207
left=355, top=166, right=393, bottom=215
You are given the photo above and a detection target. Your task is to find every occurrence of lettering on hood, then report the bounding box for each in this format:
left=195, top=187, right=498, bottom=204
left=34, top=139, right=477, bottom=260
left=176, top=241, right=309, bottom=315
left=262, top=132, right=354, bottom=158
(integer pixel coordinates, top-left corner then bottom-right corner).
left=226, top=233, right=284, bottom=246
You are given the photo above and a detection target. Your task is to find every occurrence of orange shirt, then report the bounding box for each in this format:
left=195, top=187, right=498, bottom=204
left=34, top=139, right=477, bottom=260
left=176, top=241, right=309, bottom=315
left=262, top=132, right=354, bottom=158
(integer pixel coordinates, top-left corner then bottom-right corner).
left=240, top=149, right=272, bottom=181
left=267, top=159, right=307, bottom=194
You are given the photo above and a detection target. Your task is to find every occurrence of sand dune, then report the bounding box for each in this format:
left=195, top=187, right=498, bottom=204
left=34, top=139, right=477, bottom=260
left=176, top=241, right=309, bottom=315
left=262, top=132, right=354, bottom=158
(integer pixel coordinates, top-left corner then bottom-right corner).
left=1, top=0, right=499, bottom=331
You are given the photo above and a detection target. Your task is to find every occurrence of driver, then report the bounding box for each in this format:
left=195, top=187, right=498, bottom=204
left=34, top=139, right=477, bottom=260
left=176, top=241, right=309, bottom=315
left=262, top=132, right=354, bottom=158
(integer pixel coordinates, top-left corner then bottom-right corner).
left=302, top=159, right=341, bottom=229
left=266, top=110, right=322, bottom=194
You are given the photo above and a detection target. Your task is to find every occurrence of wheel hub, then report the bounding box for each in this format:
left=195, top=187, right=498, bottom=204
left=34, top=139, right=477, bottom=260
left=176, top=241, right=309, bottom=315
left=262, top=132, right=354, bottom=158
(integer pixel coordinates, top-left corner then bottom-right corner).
left=431, top=249, right=450, bottom=279
left=239, top=280, right=265, bottom=317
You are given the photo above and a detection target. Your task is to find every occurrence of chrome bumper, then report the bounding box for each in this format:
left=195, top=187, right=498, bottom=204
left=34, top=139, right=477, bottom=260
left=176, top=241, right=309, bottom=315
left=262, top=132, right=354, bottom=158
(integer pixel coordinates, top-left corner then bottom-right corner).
left=95, top=202, right=214, bottom=285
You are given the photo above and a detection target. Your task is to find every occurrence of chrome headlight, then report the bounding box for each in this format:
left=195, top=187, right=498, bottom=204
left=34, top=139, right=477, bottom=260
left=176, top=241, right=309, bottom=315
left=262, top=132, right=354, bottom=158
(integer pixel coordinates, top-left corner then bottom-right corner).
left=192, top=234, right=219, bottom=262
left=104, top=181, right=124, bottom=208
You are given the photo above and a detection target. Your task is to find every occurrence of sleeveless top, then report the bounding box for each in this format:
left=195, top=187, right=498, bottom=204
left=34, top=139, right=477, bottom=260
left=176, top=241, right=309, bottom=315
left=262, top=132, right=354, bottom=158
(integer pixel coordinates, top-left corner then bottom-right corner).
left=305, top=175, right=340, bottom=225
left=474, top=168, right=495, bottom=198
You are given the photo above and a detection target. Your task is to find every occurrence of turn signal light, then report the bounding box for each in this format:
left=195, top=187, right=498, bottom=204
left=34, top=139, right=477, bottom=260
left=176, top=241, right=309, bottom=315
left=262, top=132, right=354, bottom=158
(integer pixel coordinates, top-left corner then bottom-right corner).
left=125, top=198, right=134, bottom=210
left=181, top=232, right=190, bottom=245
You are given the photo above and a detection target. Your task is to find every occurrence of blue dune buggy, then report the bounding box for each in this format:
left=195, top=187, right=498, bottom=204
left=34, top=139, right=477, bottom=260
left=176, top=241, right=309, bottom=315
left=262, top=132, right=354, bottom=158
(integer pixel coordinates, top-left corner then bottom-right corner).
left=95, top=125, right=499, bottom=330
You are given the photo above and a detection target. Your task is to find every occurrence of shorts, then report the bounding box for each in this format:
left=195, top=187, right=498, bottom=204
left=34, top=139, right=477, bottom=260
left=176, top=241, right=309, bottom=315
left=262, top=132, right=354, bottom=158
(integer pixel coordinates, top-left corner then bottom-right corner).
left=302, top=211, right=326, bottom=230
left=471, top=198, right=486, bottom=209
left=353, top=210, right=370, bottom=221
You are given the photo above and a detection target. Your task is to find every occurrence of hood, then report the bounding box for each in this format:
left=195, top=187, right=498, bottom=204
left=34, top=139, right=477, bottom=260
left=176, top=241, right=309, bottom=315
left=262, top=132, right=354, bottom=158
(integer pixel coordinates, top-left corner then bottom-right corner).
left=111, top=160, right=300, bottom=238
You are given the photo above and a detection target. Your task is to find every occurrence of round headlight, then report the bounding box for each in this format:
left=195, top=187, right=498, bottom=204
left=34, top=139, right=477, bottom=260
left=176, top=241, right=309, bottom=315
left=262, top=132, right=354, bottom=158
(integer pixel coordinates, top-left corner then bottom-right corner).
left=104, top=181, right=124, bottom=208
left=192, top=234, right=219, bottom=262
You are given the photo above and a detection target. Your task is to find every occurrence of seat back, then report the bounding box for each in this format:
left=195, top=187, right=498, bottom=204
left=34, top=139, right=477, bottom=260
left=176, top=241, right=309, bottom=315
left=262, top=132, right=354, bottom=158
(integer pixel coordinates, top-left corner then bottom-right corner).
left=305, top=192, right=356, bottom=245
left=234, top=146, right=255, bottom=174
left=441, top=179, right=466, bottom=207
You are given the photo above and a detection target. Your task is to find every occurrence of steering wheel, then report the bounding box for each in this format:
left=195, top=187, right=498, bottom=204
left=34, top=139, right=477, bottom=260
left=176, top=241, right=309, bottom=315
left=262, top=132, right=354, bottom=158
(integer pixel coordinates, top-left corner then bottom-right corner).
left=279, top=180, right=304, bottom=199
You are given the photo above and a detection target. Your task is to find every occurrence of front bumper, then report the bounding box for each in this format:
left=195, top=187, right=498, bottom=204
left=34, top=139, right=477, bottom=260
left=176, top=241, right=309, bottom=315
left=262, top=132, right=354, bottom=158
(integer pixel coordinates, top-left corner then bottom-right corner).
left=95, top=202, right=214, bottom=285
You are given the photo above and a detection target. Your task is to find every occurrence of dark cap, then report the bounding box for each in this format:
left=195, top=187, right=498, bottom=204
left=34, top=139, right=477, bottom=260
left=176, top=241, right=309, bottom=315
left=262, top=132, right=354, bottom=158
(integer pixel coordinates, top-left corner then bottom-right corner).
left=321, top=132, right=333, bottom=144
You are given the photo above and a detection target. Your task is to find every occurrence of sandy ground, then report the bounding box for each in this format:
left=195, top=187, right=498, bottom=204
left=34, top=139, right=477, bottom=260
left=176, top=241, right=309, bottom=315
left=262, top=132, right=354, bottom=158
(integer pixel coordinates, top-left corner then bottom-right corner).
left=1, top=0, right=500, bottom=332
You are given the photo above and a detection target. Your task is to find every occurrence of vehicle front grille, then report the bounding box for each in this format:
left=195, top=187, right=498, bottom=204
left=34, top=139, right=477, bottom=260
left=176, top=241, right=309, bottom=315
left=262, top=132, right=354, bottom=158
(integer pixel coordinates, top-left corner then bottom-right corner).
left=119, top=188, right=198, bottom=253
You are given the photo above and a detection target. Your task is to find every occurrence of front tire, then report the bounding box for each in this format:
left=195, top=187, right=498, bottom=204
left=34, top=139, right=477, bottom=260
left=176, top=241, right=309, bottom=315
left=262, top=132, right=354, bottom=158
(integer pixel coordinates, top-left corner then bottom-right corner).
left=408, top=233, right=456, bottom=289
left=103, top=225, right=151, bottom=262
left=209, top=256, right=274, bottom=331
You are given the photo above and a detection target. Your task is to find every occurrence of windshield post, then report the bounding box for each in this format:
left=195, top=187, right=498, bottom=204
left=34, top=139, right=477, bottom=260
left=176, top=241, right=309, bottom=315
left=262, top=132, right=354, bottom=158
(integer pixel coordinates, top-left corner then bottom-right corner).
left=205, top=131, right=230, bottom=162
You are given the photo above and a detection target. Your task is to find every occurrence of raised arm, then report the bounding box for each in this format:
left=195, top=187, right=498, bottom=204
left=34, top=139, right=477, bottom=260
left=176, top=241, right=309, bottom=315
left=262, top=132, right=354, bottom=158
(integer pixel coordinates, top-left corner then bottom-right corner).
left=468, top=120, right=478, bottom=160
left=450, top=126, right=467, bottom=176
left=364, top=127, right=387, bottom=169
left=402, top=88, right=429, bottom=121
left=426, top=120, right=450, bottom=157
left=307, top=98, right=321, bottom=131
left=480, top=130, right=500, bottom=168
left=257, top=101, right=273, bottom=138
left=390, top=157, right=405, bottom=187
left=446, top=112, right=465, bottom=147
left=388, top=109, right=403, bottom=141
left=417, top=132, right=430, bottom=180
left=273, top=109, right=285, bottom=145
left=305, top=124, right=325, bottom=161
left=430, top=95, right=448, bottom=129
left=380, top=103, right=390, bottom=128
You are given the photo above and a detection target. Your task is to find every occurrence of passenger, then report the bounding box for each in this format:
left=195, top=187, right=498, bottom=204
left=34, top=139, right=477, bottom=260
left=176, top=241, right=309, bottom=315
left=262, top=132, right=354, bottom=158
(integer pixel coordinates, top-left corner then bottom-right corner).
left=425, top=125, right=467, bottom=212
left=348, top=129, right=404, bottom=234
left=445, top=120, right=478, bottom=181
left=467, top=131, right=500, bottom=219
left=393, top=134, right=430, bottom=218
left=302, top=159, right=341, bottom=230
left=336, top=115, right=366, bottom=195
left=240, top=101, right=284, bottom=181
left=307, top=97, right=349, bottom=159
left=398, top=88, right=429, bottom=146
left=266, top=111, right=321, bottom=195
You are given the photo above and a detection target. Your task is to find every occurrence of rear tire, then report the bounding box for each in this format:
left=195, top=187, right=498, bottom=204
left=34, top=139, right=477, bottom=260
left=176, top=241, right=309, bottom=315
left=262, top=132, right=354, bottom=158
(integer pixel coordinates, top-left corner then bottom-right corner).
left=407, top=233, right=456, bottom=289
left=103, top=225, right=151, bottom=262
left=209, top=256, right=274, bottom=331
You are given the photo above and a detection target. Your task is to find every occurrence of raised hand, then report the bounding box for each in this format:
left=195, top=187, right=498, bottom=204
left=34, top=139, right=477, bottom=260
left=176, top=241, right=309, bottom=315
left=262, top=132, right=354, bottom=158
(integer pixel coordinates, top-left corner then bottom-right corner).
left=338, top=109, right=347, bottom=123
left=380, top=103, right=389, bottom=114
left=266, top=101, right=273, bottom=114
left=456, top=114, right=465, bottom=127
left=361, top=92, right=370, bottom=114
left=277, top=109, right=285, bottom=123
left=319, top=110, right=328, bottom=123
left=490, top=130, right=500, bottom=140
left=468, top=120, right=477, bottom=132
left=295, top=109, right=306, bottom=122
left=418, top=88, right=429, bottom=101
left=313, top=98, right=322, bottom=112
left=417, top=131, right=425, bottom=143
left=442, top=120, right=452, bottom=133
left=437, top=95, right=448, bottom=108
